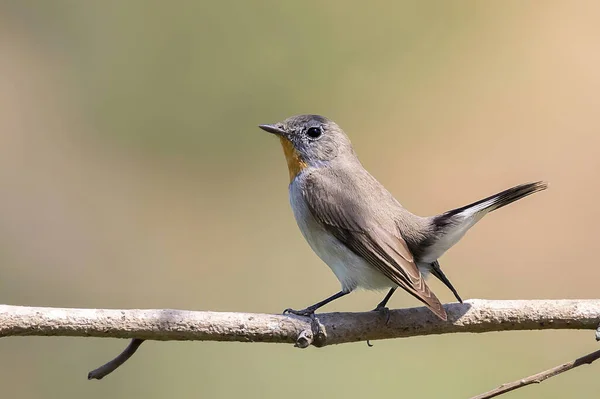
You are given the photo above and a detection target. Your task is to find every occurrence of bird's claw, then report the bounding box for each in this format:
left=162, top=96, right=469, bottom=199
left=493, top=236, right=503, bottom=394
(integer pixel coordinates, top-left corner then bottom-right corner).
left=284, top=308, right=327, bottom=346
left=373, top=306, right=391, bottom=325
left=366, top=306, right=391, bottom=346
left=283, top=308, right=316, bottom=318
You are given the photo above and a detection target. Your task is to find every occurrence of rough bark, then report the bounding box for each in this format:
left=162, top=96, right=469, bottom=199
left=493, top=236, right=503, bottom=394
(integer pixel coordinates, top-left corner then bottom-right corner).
left=2, top=299, right=599, bottom=390
left=1, top=299, right=598, bottom=346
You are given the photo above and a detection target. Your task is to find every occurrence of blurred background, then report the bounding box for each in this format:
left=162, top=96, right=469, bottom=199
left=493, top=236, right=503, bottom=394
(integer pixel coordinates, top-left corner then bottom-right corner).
left=0, top=1, right=599, bottom=398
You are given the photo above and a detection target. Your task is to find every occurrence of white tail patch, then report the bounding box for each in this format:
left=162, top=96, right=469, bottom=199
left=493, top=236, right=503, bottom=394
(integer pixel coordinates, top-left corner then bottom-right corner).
left=421, top=181, right=548, bottom=263
left=420, top=213, right=478, bottom=263
left=461, top=198, right=497, bottom=218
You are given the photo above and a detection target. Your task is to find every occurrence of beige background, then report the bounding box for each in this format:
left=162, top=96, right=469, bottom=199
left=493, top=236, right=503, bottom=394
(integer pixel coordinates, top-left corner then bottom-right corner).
left=0, top=1, right=599, bottom=398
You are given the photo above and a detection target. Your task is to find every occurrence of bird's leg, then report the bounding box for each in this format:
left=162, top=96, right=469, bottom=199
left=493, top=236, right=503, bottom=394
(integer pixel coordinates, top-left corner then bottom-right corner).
left=372, top=287, right=396, bottom=324
left=429, top=260, right=463, bottom=303
left=366, top=287, right=398, bottom=346
left=374, top=287, right=396, bottom=311
left=283, top=291, right=348, bottom=317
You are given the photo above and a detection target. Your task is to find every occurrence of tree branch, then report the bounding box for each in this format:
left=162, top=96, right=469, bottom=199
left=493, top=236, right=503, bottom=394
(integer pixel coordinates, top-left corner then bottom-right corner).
left=2, top=299, right=598, bottom=343
left=1, top=299, right=599, bottom=383
left=470, top=348, right=600, bottom=399
left=87, top=338, right=145, bottom=380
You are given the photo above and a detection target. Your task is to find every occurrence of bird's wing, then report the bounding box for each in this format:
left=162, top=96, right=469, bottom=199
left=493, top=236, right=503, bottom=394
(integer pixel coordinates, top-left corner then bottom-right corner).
left=303, top=172, right=447, bottom=320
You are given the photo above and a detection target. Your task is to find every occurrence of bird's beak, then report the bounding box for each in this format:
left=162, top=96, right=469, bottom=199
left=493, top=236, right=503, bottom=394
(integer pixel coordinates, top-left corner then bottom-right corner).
left=258, top=124, right=286, bottom=137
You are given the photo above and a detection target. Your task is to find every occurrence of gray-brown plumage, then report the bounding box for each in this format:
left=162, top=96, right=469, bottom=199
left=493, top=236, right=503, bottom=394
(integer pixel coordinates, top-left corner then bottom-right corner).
left=259, top=114, right=548, bottom=321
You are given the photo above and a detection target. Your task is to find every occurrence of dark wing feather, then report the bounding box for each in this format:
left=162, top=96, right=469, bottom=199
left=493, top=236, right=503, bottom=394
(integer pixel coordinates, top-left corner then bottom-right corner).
left=303, top=172, right=447, bottom=320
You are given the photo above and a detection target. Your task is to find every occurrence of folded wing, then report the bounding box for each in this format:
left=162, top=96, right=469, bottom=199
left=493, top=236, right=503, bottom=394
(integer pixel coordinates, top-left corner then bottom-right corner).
left=303, top=172, right=447, bottom=320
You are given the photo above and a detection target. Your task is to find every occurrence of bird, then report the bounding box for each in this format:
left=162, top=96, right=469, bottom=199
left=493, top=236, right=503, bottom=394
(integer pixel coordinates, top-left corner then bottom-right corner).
left=259, top=114, right=547, bottom=321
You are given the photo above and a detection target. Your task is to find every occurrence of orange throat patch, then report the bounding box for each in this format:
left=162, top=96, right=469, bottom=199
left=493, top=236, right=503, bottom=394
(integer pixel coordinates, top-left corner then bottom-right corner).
left=279, top=137, right=308, bottom=182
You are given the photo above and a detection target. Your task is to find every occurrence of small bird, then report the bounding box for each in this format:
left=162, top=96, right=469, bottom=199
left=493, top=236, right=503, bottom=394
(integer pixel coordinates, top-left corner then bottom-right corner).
left=259, top=115, right=547, bottom=321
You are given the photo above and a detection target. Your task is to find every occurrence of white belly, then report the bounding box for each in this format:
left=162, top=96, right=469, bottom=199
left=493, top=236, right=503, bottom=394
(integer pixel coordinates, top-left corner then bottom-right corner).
left=289, top=180, right=393, bottom=292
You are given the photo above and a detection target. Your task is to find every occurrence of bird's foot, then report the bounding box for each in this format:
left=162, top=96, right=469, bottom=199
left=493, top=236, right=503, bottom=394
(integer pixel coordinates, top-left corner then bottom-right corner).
left=372, top=305, right=391, bottom=325
left=283, top=307, right=316, bottom=318
left=284, top=307, right=329, bottom=347
left=366, top=306, right=391, bottom=347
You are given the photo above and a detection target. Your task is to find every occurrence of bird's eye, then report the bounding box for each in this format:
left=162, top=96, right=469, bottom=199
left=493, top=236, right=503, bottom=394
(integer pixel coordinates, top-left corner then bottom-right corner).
left=306, top=127, right=322, bottom=139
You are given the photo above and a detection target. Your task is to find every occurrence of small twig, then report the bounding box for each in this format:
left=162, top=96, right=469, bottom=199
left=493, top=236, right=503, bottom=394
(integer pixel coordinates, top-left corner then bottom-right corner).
left=470, top=348, right=600, bottom=399
left=87, top=338, right=145, bottom=380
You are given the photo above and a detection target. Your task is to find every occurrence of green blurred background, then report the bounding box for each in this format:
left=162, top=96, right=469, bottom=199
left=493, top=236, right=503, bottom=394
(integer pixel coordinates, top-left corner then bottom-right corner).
left=1, top=1, right=599, bottom=398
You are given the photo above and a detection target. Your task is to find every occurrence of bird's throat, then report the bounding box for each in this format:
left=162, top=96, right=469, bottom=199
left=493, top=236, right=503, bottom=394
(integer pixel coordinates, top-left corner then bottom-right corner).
left=279, top=137, right=308, bottom=183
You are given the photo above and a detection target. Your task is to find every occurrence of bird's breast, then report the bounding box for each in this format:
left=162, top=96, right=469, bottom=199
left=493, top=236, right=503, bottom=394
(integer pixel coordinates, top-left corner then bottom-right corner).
left=288, top=178, right=393, bottom=292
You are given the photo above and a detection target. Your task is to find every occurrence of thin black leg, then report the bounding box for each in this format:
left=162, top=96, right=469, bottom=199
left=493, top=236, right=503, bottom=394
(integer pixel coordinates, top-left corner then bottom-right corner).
left=370, top=287, right=397, bottom=325
left=429, top=260, right=463, bottom=303
left=374, top=287, right=397, bottom=311
left=283, top=291, right=349, bottom=316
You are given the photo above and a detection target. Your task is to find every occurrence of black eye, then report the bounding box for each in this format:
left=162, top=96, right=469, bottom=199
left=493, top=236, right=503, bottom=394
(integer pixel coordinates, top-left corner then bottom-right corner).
left=306, top=127, right=322, bottom=139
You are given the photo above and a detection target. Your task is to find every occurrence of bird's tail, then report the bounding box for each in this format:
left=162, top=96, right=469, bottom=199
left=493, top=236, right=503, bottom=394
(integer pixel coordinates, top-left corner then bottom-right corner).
left=441, top=181, right=548, bottom=220
left=423, top=181, right=548, bottom=262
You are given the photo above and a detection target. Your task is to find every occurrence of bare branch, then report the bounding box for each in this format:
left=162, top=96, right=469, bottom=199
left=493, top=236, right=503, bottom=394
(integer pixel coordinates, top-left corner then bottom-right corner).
left=1, top=299, right=599, bottom=343
left=1, top=299, right=599, bottom=381
left=87, top=338, right=145, bottom=380
left=470, top=348, right=600, bottom=399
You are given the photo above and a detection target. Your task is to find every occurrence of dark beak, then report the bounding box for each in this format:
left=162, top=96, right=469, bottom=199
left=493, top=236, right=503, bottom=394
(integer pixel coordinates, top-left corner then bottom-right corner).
left=258, top=124, right=286, bottom=136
